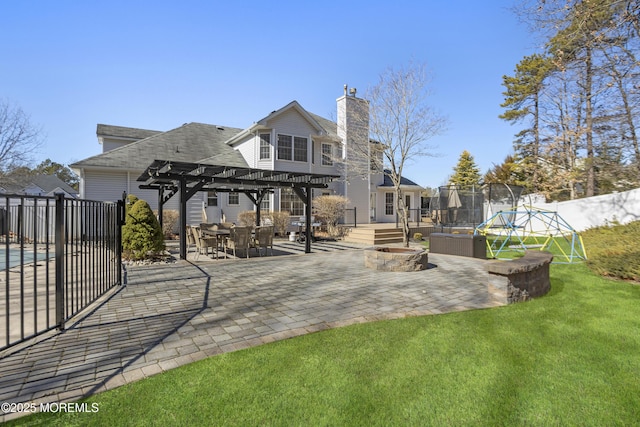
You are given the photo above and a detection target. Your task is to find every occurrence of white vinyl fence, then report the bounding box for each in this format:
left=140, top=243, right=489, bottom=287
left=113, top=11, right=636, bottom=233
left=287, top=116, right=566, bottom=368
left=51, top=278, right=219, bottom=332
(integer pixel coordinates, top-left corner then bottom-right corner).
left=517, top=187, right=640, bottom=232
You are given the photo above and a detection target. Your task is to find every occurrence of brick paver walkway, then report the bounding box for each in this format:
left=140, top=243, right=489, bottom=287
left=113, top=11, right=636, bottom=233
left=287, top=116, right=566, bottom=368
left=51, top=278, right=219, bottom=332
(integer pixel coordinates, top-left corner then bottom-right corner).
left=0, top=243, right=500, bottom=422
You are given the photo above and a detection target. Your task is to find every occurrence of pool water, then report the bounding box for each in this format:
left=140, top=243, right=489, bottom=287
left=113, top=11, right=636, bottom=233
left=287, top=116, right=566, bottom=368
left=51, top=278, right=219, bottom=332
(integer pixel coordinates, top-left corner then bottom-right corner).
left=0, top=247, right=50, bottom=271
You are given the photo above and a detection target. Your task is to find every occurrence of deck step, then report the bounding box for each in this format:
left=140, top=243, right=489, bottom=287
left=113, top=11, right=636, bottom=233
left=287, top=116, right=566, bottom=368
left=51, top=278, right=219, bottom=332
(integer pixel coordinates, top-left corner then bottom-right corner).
left=343, top=227, right=404, bottom=245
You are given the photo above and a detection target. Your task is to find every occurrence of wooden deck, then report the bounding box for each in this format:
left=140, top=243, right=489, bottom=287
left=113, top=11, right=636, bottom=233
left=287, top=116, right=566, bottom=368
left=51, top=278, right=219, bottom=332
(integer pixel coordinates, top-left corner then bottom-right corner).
left=342, top=222, right=439, bottom=245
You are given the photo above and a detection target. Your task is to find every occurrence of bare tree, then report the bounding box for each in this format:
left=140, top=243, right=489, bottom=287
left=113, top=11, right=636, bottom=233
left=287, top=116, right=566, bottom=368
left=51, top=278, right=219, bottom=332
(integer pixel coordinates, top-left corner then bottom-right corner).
left=342, top=63, right=447, bottom=246
left=0, top=98, right=42, bottom=172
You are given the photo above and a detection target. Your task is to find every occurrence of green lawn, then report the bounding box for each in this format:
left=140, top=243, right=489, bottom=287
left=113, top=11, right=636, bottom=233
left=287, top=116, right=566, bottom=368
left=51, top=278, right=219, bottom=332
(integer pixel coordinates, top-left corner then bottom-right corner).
left=486, top=234, right=587, bottom=262
left=11, top=263, right=640, bottom=426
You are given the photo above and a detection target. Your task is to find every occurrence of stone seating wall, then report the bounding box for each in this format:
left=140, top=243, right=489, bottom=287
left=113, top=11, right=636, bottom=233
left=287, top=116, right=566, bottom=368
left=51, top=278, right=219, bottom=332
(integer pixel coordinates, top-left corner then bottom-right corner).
left=486, top=251, right=554, bottom=304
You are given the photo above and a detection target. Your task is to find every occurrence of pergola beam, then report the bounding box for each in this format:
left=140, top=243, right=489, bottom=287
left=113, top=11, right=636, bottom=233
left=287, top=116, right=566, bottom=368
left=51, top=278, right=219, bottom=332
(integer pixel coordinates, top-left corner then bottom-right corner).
left=137, top=160, right=339, bottom=259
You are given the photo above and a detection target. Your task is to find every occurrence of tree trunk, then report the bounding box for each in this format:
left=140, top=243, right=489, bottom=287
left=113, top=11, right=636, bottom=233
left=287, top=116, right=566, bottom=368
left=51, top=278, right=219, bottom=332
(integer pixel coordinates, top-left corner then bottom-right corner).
left=396, top=187, right=410, bottom=247
left=585, top=46, right=596, bottom=197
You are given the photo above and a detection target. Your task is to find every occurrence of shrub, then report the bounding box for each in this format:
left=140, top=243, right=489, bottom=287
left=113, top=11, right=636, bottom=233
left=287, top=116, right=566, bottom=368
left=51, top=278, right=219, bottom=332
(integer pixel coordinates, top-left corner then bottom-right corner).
left=238, top=211, right=257, bottom=227
left=413, top=232, right=423, bottom=241
left=270, top=211, right=290, bottom=237
left=313, top=195, right=349, bottom=237
left=154, top=209, right=179, bottom=239
left=122, top=199, right=165, bottom=260
left=125, top=194, right=139, bottom=218
left=581, top=220, right=640, bottom=281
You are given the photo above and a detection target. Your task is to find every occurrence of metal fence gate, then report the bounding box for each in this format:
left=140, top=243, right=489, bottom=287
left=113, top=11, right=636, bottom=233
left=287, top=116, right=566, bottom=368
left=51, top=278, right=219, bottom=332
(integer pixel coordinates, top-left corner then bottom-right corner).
left=1, top=193, right=123, bottom=351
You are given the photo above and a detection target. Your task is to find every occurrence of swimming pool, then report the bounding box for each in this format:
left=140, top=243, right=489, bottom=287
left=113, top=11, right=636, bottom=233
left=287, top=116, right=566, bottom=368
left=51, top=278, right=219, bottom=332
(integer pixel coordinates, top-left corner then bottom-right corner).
left=0, top=247, right=50, bottom=271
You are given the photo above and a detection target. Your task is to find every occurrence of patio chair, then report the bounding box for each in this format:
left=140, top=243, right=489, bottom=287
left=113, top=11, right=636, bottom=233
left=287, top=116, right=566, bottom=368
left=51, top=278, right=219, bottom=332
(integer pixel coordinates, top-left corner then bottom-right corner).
left=186, top=225, right=196, bottom=254
left=252, top=225, right=274, bottom=256
left=191, top=226, right=217, bottom=260
left=226, top=226, right=251, bottom=258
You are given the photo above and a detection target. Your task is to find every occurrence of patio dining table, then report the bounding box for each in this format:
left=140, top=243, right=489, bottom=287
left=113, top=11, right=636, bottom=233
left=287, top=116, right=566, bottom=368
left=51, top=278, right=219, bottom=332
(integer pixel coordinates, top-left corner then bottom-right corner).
left=201, top=228, right=230, bottom=259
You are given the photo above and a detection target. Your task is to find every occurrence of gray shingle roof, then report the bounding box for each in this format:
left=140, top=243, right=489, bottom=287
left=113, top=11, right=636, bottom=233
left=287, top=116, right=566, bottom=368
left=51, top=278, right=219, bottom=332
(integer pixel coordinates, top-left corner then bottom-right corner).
left=31, top=175, right=78, bottom=195
left=0, top=175, right=78, bottom=195
left=308, top=113, right=338, bottom=139
left=96, top=124, right=162, bottom=140
left=72, top=123, right=248, bottom=170
left=380, top=169, right=421, bottom=187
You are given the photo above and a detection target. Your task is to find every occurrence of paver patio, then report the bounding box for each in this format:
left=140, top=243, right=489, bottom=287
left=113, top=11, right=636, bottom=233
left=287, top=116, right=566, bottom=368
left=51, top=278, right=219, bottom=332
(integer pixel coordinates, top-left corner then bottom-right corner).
left=0, top=242, right=500, bottom=422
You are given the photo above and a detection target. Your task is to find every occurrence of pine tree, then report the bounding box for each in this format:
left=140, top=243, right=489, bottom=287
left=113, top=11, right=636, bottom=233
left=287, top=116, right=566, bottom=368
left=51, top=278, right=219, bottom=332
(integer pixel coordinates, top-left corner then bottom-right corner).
left=122, top=199, right=165, bottom=260
left=483, top=154, right=527, bottom=187
left=500, top=54, right=553, bottom=192
left=450, top=150, right=481, bottom=188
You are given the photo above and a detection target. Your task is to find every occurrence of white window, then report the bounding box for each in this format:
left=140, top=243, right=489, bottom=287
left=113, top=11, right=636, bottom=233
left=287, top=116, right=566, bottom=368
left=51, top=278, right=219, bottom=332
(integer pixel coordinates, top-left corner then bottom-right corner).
left=260, top=196, right=270, bottom=211
left=259, top=133, right=271, bottom=160
left=207, top=191, right=218, bottom=207
left=277, top=134, right=292, bottom=160
left=228, top=193, right=239, bottom=205
left=321, top=143, right=333, bottom=166
left=277, top=134, right=308, bottom=162
left=385, top=192, right=394, bottom=215
left=280, top=188, right=304, bottom=216
left=293, top=136, right=307, bottom=162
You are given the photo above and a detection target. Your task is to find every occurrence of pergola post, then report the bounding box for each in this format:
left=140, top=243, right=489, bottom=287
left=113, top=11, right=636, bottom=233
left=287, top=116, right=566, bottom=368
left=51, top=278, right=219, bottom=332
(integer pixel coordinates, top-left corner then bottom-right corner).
left=179, top=178, right=187, bottom=260
left=157, top=184, right=164, bottom=230
left=305, top=184, right=312, bottom=254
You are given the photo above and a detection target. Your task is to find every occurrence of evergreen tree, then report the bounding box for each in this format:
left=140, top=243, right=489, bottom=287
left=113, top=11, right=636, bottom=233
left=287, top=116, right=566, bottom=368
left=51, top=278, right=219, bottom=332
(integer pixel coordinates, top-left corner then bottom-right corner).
left=500, top=54, right=553, bottom=192
left=450, top=150, right=481, bottom=188
left=34, top=159, right=79, bottom=189
left=483, top=155, right=527, bottom=188
left=122, top=198, right=165, bottom=260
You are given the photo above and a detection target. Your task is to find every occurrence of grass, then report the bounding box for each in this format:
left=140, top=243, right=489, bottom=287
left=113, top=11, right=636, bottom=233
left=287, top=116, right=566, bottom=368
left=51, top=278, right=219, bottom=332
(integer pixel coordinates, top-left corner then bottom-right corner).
left=487, top=234, right=587, bottom=262
left=581, top=220, right=640, bottom=281
left=10, top=262, right=640, bottom=426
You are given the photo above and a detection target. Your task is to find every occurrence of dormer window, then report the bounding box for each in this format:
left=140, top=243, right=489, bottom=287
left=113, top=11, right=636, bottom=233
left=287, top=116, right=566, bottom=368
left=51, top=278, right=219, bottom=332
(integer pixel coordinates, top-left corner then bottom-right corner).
left=277, top=134, right=308, bottom=162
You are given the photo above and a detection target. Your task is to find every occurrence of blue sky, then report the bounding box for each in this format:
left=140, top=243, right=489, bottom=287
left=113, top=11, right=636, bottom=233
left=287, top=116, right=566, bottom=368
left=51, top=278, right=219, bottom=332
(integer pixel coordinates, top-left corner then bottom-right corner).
left=1, top=0, right=538, bottom=188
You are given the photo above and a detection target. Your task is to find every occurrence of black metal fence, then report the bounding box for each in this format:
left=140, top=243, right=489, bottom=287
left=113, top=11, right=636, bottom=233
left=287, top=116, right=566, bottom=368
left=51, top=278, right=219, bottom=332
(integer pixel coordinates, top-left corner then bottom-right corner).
left=1, top=193, right=123, bottom=351
left=428, top=184, right=525, bottom=228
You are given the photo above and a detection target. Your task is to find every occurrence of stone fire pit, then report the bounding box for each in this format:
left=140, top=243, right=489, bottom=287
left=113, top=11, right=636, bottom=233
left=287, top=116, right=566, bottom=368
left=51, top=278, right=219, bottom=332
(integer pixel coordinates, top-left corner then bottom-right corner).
left=364, top=247, right=428, bottom=272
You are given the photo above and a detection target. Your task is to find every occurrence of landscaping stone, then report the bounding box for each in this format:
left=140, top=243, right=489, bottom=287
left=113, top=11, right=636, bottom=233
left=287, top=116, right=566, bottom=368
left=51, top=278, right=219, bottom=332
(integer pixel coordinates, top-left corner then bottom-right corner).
left=364, top=247, right=428, bottom=272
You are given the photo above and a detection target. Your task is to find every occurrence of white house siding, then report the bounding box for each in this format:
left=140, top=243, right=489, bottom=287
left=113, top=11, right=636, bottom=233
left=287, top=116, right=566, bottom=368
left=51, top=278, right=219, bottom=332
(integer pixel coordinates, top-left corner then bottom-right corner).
left=219, top=193, right=253, bottom=224
left=271, top=109, right=317, bottom=138
left=372, top=186, right=422, bottom=223
left=82, top=169, right=162, bottom=211
left=310, top=140, right=342, bottom=176
left=102, top=139, right=129, bottom=153
left=270, top=110, right=315, bottom=174
left=186, top=194, right=205, bottom=226
left=235, top=134, right=257, bottom=167
left=83, top=170, right=131, bottom=203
